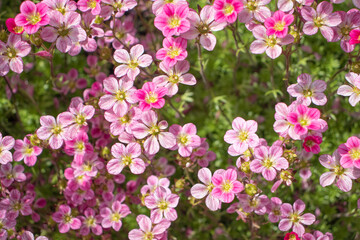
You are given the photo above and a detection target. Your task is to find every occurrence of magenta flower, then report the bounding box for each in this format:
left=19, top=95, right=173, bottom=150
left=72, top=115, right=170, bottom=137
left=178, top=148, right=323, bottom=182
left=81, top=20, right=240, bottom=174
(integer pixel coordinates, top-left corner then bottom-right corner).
left=5, top=18, right=24, bottom=35
left=0, top=34, right=31, bottom=75
left=64, top=132, right=93, bottom=163
left=36, top=115, right=71, bottom=149
left=135, top=82, right=168, bottom=111
left=224, top=117, right=259, bottom=154
left=52, top=205, right=81, bottom=233
left=211, top=169, right=244, bottom=203
left=279, top=199, right=316, bottom=237
left=301, top=1, right=342, bottom=41
left=303, top=135, right=322, bottom=154
left=131, top=110, right=176, bottom=155
left=349, top=29, right=360, bottom=45
left=319, top=150, right=360, bottom=192
left=337, top=72, right=360, bottom=106
left=144, top=187, right=180, bottom=223
left=169, top=123, right=201, bottom=157
left=114, top=44, right=153, bottom=80
left=156, top=37, right=188, bottom=67
left=250, top=145, right=289, bottom=181
left=152, top=61, right=196, bottom=96
left=98, top=77, right=137, bottom=115
left=250, top=25, right=294, bottom=59
left=128, top=215, right=171, bottom=240
left=152, top=0, right=187, bottom=14
left=0, top=189, right=33, bottom=219
left=41, top=11, right=86, bottom=53
left=154, top=3, right=190, bottom=37
left=77, top=0, right=101, bottom=15
left=191, top=168, right=221, bottom=211
left=213, top=0, right=243, bottom=23
left=265, top=11, right=294, bottom=38
left=79, top=208, right=102, bottom=236
left=0, top=163, right=26, bottom=187
left=287, top=73, right=327, bottom=106
left=284, top=232, right=301, bottom=240
left=338, top=136, right=360, bottom=169
left=100, top=201, right=131, bottom=231
left=0, top=133, right=14, bottom=164
left=14, top=1, right=50, bottom=34
left=287, top=105, right=323, bottom=136
left=107, top=142, right=145, bottom=175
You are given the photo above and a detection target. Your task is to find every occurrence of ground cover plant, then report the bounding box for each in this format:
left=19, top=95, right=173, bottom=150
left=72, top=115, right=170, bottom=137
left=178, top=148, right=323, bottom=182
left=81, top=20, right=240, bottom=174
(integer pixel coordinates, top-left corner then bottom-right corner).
left=0, top=0, right=360, bottom=239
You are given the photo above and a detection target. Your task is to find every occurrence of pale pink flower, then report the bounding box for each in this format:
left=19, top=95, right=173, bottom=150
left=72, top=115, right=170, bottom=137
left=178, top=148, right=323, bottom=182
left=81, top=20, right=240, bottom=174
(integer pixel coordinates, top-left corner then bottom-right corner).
left=105, top=17, right=137, bottom=49
left=182, top=5, right=227, bottom=51
left=191, top=168, right=222, bottom=211
left=154, top=3, right=190, bottom=37
left=13, top=136, right=42, bottom=166
left=0, top=133, right=14, bottom=165
left=107, top=142, right=145, bottom=175
left=102, top=0, right=137, bottom=17
left=77, top=0, right=101, bottom=15
left=52, top=205, right=81, bottom=233
left=128, top=215, right=171, bottom=240
left=213, top=0, right=243, bottom=23
left=152, top=0, right=187, bottom=15
left=141, top=175, right=170, bottom=195
left=338, top=136, right=360, bottom=169
left=169, top=123, right=201, bottom=157
left=250, top=145, right=289, bottom=181
left=20, top=231, right=48, bottom=240
left=36, top=115, right=71, bottom=149
left=238, top=0, right=271, bottom=23
left=79, top=208, right=103, bottom=236
left=224, top=117, right=259, bottom=154
left=354, top=0, right=360, bottom=8
left=268, top=197, right=283, bottom=223
left=301, top=1, right=342, bottom=41
left=211, top=169, right=244, bottom=203
left=144, top=187, right=180, bottom=223
left=156, top=37, right=188, bottom=67
left=100, top=201, right=131, bottom=231
left=135, top=82, right=168, bottom=111
left=319, top=150, right=360, bottom=192
left=114, top=44, right=153, bottom=80
left=14, top=1, right=50, bottom=34
left=303, top=231, right=333, bottom=240
left=41, top=11, right=86, bottom=53
left=277, top=0, right=314, bottom=12
left=287, top=104, right=324, bottom=136
left=287, top=73, right=327, bottom=106
left=43, top=0, right=77, bottom=14
left=104, top=107, right=141, bottom=136
left=0, top=163, right=26, bottom=187
left=250, top=25, right=294, bottom=59
left=237, top=193, right=269, bottom=215
left=337, top=72, right=360, bottom=106
left=98, top=77, right=137, bottom=115
left=64, top=132, right=94, bottom=163
left=0, top=34, right=31, bottom=75
left=264, top=11, right=294, bottom=38
left=131, top=110, right=176, bottom=155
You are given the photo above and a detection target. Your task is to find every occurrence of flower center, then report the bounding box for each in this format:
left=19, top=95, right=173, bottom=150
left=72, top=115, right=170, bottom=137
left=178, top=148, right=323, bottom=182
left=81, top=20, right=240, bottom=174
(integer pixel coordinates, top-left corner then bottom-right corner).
left=178, top=134, right=189, bottom=145
left=88, top=0, right=97, bottom=9
left=113, top=2, right=123, bottom=10
left=222, top=180, right=232, bottom=192
left=144, top=232, right=154, bottom=240
left=115, top=31, right=125, bottom=40
left=298, top=116, right=309, bottom=127
left=122, top=155, right=133, bottom=166
left=145, top=91, right=158, bottom=104
left=303, top=89, right=313, bottom=97
left=111, top=212, right=121, bottom=222
left=289, top=234, right=298, bottom=240
left=52, top=125, right=63, bottom=135
left=158, top=200, right=168, bottom=210
left=149, top=125, right=160, bottom=135
left=63, top=214, right=72, bottom=223
left=86, top=216, right=95, bottom=226
left=56, top=7, right=66, bottom=15
left=169, top=74, right=180, bottom=84
left=7, top=173, right=13, bottom=179
left=273, top=22, right=285, bottom=31
left=341, top=26, right=351, bottom=36
left=75, top=114, right=86, bottom=125
left=83, top=163, right=92, bottom=172
left=313, top=17, right=323, bottom=28
left=349, top=148, right=360, bottom=160
left=224, top=3, right=235, bottom=15
left=249, top=198, right=259, bottom=207
left=207, top=183, right=214, bottom=192
left=168, top=16, right=181, bottom=28
left=116, top=90, right=127, bottom=101
left=13, top=26, right=24, bottom=34
left=27, top=12, right=41, bottom=25
left=167, top=46, right=181, bottom=59
left=6, top=47, right=17, bottom=59
left=265, top=36, right=278, bottom=47
left=12, top=202, right=22, bottom=211
left=333, top=165, right=345, bottom=176
left=246, top=1, right=257, bottom=11
left=198, top=23, right=210, bottom=34
left=263, top=158, right=273, bottom=168
left=25, top=147, right=34, bottom=155
left=128, top=60, right=139, bottom=69
left=238, top=131, right=248, bottom=141
left=58, top=25, right=70, bottom=37
left=290, top=213, right=301, bottom=223
left=120, top=114, right=130, bottom=124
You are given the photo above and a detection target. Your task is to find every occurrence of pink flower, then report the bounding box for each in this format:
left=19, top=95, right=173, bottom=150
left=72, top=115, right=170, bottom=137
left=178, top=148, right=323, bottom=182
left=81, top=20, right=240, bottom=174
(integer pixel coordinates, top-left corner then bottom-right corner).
left=301, top=1, right=342, bottom=41
left=128, top=215, right=171, bottom=240
left=287, top=73, right=327, bottom=106
left=250, top=145, right=289, bottom=181
left=98, top=77, right=137, bottom=115
left=182, top=5, right=227, bottom=51
left=152, top=61, right=196, bottom=96
left=141, top=175, right=170, bottom=195
left=0, top=34, right=31, bottom=75
left=107, top=142, right=145, bottom=175
left=154, top=3, right=190, bottom=37
left=273, top=102, right=302, bottom=140
left=114, top=44, right=152, bottom=80
left=135, top=82, right=168, bottom=111
left=104, top=107, right=141, bottom=136
left=284, top=232, right=301, bottom=240
left=102, top=0, right=137, bottom=17
left=349, top=29, right=360, bottom=44
left=332, top=11, right=360, bottom=52
left=5, top=18, right=24, bottom=35
left=156, top=37, right=188, bottom=67
left=237, top=193, right=269, bottom=215
left=169, top=123, right=201, bottom=157
left=36, top=115, right=71, bottom=149
left=191, top=168, right=222, bottom=211
left=79, top=208, right=103, bottom=236
left=268, top=197, right=283, bottom=223
left=64, top=132, right=93, bottom=163
left=319, top=150, right=360, bottom=192
left=144, top=187, right=180, bottom=223
left=337, top=72, right=360, bottom=106
left=279, top=199, right=316, bottom=237
left=213, top=0, right=243, bottom=23
left=211, top=169, right=244, bottom=203
left=238, top=0, right=271, bottom=23
left=287, top=105, right=323, bottom=136
left=40, top=11, right=86, bottom=53
left=338, top=136, right=360, bottom=169
left=131, top=110, right=176, bottom=155
left=0, top=163, right=26, bottom=187
left=14, top=1, right=50, bottom=34
left=224, top=117, right=259, bottom=155
left=77, top=0, right=101, bottom=15
left=302, top=231, right=333, bottom=240
left=278, top=0, right=313, bottom=12
left=52, top=205, right=81, bottom=233
left=43, top=0, right=77, bottom=15
left=0, top=133, right=14, bottom=164
left=265, top=11, right=294, bottom=38
left=0, top=189, right=33, bottom=219
left=13, top=136, right=42, bottom=166
left=303, top=135, right=322, bottom=154
left=100, top=201, right=131, bottom=231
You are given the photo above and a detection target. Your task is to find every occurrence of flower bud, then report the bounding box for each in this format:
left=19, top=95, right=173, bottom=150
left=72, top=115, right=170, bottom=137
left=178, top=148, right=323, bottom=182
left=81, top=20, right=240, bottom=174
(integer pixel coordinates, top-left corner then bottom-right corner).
left=240, top=161, right=251, bottom=174
left=245, top=183, right=257, bottom=196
